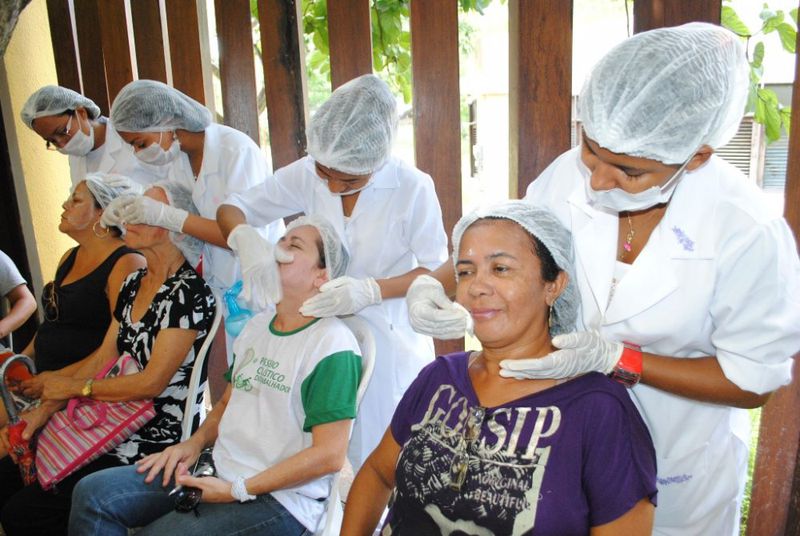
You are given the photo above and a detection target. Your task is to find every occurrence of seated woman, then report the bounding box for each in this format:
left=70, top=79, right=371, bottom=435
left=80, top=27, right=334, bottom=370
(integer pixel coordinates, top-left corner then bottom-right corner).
left=0, top=172, right=144, bottom=430
left=0, top=182, right=215, bottom=536
left=69, top=215, right=362, bottom=536
left=342, top=201, right=657, bottom=535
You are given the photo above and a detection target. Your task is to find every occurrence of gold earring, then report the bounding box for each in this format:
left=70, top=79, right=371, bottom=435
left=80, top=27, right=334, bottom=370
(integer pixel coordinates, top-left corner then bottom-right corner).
left=93, top=220, right=110, bottom=239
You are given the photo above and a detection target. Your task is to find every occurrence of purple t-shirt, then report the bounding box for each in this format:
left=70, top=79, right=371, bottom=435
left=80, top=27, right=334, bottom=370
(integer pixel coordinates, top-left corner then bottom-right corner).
left=386, top=352, right=657, bottom=535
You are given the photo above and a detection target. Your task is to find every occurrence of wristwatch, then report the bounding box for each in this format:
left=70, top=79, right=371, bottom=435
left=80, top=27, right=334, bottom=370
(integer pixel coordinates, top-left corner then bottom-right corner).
left=609, top=342, right=643, bottom=387
left=81, top=378, right=94, bottom=398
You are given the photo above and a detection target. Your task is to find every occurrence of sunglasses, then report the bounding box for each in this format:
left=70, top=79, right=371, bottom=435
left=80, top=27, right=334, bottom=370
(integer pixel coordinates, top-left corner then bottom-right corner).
left=170, top=448, right=216, bottom=513
left=42, top=281, right=59, bottom=322
left=448, top=405, right=486, bottom=491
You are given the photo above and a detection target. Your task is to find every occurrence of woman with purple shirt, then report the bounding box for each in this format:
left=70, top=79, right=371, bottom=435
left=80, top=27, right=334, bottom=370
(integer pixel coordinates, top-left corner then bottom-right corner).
left=342, top=201, right=657, bottom=535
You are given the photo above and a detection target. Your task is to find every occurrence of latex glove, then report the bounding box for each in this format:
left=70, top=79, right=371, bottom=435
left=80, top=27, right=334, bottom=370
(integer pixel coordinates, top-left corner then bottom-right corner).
left=500, top=330, right=623, bottom=379
left=119, top=195, right=188, bottom=232
left=406, top=274, right=472, bottom=339
left=103, top=174, right=144, bottom=196
left=227, top=224, right=293, bottom=309
left=300, top=276, right=381, bottom=317
left=100, top=195, right=135, bottom=229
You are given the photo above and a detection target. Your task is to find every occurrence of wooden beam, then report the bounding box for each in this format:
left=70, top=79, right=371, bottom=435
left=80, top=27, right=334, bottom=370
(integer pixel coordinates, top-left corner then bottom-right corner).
left=327, top=0, right=373, bottom=89
left=96, top=0, right=134, bottom=103
left=45, top=0, right=81, bottom=92
left=214, top=0, right=260, bottom=143
left=747, top=14, right=800, bottom=535
left=165, top=0, right=206, bottom=104
left=257, top=0, right=308, bottom=169
left=634, top=0, right=721, bottom=33
left=73, top=0, right=109, bottom=115
left=410, top=0, right=462, bottom=355
left=130, top=0, right=168, bottom=83
left=509, top=0, right=572, bottom=199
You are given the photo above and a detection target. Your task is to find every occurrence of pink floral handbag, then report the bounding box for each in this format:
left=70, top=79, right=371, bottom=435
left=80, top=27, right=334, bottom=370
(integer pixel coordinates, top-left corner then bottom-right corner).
left=35, top=354, right=155, bottom=490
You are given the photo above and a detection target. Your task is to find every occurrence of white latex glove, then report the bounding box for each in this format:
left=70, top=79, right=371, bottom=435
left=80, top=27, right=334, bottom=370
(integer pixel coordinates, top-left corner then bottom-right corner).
left=103, top=175, right=144, bottom=196
left=227, top=224, right=293, bottom=309
left=118, top=196, right=188, bottom=232
left=406, top=274, right=472, bottom=340
left=300, top=276, right=381, bottom=317
left=100, top=195, right=135, bottom=229
left=500, top=330, right=623, bottom=379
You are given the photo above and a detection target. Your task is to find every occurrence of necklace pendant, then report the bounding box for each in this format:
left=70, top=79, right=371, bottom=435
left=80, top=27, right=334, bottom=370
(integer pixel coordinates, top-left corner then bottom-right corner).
left=623, top=243, right=632, bottom=252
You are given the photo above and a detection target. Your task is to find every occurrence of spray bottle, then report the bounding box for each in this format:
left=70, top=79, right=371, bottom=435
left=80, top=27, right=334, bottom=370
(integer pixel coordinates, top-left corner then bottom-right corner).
left=223, top=281, right=253, bottom=337
left=0, top=354, right=38, bottom=485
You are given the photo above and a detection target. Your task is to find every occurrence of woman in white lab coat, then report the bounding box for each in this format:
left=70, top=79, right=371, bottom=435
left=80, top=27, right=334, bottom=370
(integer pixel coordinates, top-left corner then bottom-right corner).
left=407, top=23, right=800, bottom=536
left=103, top=80, right=284, bottom=396
left=21, top=85, right=168, bottom=188
left=217, top=75, right=448, bottom=469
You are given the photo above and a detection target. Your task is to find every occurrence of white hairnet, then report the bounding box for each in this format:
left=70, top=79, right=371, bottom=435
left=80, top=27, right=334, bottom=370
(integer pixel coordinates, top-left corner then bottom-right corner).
left=307, top=74, right=398, bottom=175
left=148, top=181, right=203, bottom=266
left=452, top=200, right=578, bottom=337
left=580, top=22, right=749, bottom=164
left=21, top=86, right=101, bottom=128
left=84, top=172, right=139, bottom=209
left=111, top=80, right=212, bottom=133
left=285, top=214, right=349, bottom=280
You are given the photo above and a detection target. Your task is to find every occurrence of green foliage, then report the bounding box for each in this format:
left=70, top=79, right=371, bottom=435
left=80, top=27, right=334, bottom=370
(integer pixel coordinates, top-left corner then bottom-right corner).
left=722, top=2, right=797, bottom=142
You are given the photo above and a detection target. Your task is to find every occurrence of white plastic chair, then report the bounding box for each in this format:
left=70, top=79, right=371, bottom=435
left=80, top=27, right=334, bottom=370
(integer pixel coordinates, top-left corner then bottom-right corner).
left=180, top=292, right=222, bottom=442
left=318, top=315, right=376, bottom=536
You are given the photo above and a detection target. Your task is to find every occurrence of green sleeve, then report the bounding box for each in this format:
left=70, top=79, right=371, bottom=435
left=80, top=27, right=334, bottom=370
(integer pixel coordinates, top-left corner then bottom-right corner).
left=300, top=351, right=362, bottom=432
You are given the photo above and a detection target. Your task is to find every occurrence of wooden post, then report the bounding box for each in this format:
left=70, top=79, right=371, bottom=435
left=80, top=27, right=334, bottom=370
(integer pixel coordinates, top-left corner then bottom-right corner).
left=215, top=0, right=260, bottom=143
left=509, top=0, right=572, bottom=198
left=72, top=0, right=109, bottom=114
left=130, top=0, right=168, bottom=83
left=96, top=0, right=134, bottom=103
left=257, top=0, right=308, bottom=169
left=410, top=0, right=462, bottom=355
left=45, top=0, right=81, bottom=92
left=327, top=0, right=373, bottom=89
left=747, top=12, right=800, bottom=534
left=165, top=0, right=206, bottom=105
left=634, top=0, right=721, bottom=33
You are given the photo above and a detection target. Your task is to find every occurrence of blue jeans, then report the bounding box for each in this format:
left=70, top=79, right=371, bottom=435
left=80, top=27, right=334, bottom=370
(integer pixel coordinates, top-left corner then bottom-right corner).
left=69, top=465, right=311, bottom=536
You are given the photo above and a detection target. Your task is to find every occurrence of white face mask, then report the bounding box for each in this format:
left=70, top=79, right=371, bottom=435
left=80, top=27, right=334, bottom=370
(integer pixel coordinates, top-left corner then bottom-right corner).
left=582, top=153, right=694, bottom=212
left=135, top=132, right=182, bottom=166
left=328, top=180, right=373, bottom=197
left=57, top=115, right=95, bottom=157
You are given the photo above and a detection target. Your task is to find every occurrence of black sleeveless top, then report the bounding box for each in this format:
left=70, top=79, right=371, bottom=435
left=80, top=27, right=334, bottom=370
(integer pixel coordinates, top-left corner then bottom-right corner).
left=34, top=245, right=139, bottom=372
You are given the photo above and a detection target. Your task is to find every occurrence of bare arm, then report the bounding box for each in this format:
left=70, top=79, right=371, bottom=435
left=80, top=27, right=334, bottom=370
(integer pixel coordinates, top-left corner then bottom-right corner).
left=0, top=284, right=36, bottom=340
left=105, top=252, right=146, bottom=313
left=641, top=353, right=771, bottom=409
left=591, top=498, right=654, bottom=536
left=377, top=267, right=431, bottom=300
left=341, top=428, right=401, bottom=535
left=425, top=258, right=457, bottom=297
left=181, top=213, right=228, bottom=248
left=40, top=327, right=198, bottom=402
left=216, top=204, right=247, bottom=242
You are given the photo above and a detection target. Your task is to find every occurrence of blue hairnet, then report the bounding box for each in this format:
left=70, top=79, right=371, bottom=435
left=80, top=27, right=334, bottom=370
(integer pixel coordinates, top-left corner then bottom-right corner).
left=21, top=86, right=101, bottom=128
left=452, top=200, right=578, bottom=337
left=580, top=22, right=749, bottom=164
left=307, top=74, right=398, bottom=175
left=285, top=215, right=349, bottom=280
left=111, top=80, right=211, bottom=133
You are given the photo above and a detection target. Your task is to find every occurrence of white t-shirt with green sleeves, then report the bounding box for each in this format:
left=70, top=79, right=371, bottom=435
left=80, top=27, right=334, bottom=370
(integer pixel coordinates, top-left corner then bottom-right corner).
left=213, top=312, right=362, bottom=532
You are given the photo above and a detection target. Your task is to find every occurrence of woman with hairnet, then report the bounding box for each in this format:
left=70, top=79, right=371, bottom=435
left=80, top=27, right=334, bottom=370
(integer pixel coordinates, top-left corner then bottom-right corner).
left=103, top=79, right=285, bottom=397
left=343, top=201, right=657, bottom=534
left=406, top=23, right=800, bottom=536
left=21, top=86, right=169, bottom=189
left=217, top=74, right=448, bottom=470
left=0, top=181, right=216, bottom=535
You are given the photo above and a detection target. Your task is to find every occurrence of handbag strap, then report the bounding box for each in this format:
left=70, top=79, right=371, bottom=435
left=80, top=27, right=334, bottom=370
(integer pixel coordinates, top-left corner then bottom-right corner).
left=64, top=353, right=137, bottom=429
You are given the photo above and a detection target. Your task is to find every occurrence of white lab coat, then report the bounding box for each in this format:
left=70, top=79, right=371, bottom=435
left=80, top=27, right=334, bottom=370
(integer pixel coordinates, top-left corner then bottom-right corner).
left=68, top=119, right=170, bottom=187
left=226, top=155, right=449, bottom=468
left=168, top=123, right=284, bottom=294
left=525, top=147, right=800, bottom=536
